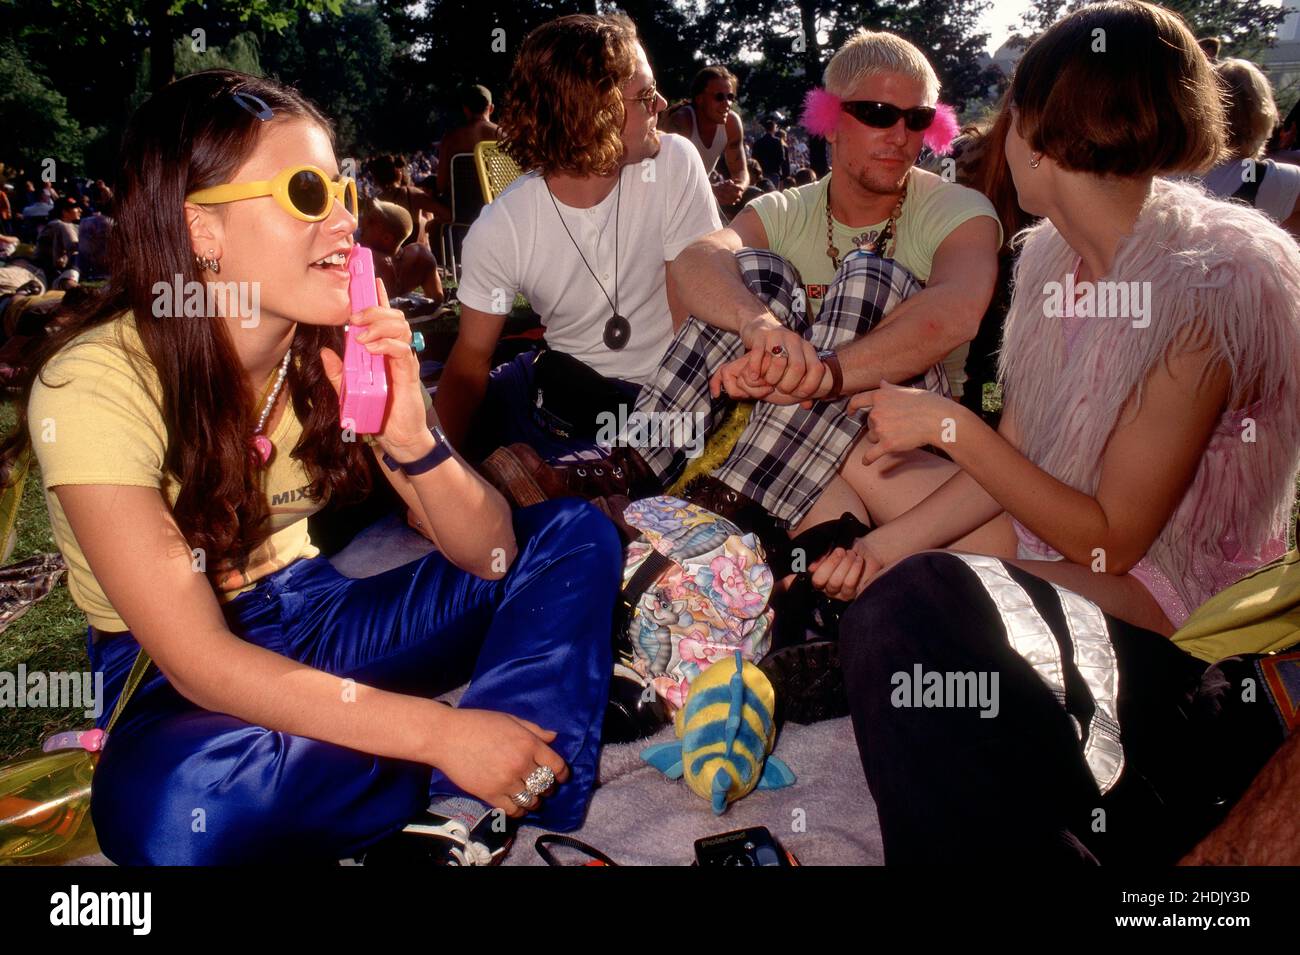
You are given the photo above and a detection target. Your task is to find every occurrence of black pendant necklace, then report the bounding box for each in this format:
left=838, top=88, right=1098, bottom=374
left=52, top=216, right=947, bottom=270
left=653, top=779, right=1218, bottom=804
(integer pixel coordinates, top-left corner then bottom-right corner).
left=604, top=312, right=630, bottom=350
left=547, top=173, right=629, bottom=350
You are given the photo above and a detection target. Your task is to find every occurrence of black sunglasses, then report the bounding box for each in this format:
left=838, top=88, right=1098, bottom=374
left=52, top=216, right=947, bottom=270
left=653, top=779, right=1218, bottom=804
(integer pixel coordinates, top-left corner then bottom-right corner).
left=841, top=100, right=937, bottom=132
left=712, top=92, right=737, bottom=103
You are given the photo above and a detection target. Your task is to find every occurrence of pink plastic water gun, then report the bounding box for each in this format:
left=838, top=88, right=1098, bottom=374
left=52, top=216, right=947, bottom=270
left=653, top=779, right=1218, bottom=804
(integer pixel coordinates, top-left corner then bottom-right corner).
left=339, top=245, right=389, bottom=434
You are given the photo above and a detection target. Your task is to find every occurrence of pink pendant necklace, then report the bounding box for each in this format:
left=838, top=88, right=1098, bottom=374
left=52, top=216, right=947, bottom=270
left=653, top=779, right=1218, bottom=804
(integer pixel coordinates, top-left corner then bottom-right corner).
left=251, top=348, right=293, bottom=467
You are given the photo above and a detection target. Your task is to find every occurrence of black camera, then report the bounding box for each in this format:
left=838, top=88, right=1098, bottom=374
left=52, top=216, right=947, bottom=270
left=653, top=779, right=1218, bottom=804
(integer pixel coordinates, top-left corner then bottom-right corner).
left=693, top=826, right=793, bottom=866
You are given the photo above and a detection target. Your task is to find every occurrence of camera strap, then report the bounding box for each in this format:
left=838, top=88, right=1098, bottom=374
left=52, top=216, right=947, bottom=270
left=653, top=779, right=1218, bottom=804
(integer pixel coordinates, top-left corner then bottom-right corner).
left=534, top=833, right=619, bottom=867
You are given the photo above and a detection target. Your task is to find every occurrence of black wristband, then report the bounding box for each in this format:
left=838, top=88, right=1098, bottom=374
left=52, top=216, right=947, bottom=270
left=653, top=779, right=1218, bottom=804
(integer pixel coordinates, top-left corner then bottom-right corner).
left=381, top=425, right=453, bottom=476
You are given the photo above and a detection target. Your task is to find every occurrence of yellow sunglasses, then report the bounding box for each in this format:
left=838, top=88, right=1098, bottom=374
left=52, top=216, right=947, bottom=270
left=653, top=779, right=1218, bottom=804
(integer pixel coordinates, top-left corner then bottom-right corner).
left=186, top=164, right=358, bottom=222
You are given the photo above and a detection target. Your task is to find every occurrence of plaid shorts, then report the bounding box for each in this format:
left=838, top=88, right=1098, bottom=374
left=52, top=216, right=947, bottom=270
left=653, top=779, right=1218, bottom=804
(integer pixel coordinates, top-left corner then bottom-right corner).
left=633, top=248, right=947, bottom=526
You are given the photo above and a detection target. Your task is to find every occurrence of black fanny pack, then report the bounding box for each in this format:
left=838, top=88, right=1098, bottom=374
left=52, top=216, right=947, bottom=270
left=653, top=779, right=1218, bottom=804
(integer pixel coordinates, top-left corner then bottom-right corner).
left=531, top=349, right=632, bottom=441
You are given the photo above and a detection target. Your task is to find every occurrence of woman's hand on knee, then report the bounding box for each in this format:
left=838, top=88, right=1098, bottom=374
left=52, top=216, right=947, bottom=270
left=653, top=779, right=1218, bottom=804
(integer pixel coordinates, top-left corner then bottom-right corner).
left=851, top=381, right=963, bottom=465
left=429, top=708, right=569, bottom=818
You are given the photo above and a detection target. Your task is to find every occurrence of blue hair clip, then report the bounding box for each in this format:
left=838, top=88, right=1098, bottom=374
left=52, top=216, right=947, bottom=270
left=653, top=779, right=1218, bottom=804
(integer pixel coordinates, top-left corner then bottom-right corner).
left=231, top=90, right=273, bottom=121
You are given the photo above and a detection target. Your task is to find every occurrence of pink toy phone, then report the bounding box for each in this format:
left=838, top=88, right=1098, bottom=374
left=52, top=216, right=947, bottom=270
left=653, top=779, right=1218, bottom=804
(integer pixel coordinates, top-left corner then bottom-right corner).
left=339, top=245, right=389, bottom=434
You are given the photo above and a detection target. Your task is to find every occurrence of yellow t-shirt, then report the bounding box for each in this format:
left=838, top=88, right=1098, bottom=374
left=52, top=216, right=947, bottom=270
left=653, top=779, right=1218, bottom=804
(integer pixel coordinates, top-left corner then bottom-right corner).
left=750, top=168, right=1002, bottom=396
left=27, top=311, right=324, bottom=631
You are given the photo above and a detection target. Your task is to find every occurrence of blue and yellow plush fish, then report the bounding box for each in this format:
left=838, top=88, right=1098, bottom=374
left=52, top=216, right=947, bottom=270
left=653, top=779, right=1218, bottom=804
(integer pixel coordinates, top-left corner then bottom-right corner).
left=641, top=651, right=795, bottom=814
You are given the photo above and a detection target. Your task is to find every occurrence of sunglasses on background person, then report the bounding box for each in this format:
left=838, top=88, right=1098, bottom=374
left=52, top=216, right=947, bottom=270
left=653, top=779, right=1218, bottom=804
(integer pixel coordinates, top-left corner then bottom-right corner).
left=187, top=165, right=358, bottom=222
left=841, top=101, right=937, bottom=132
left=712, top=92, right=737, bottom=103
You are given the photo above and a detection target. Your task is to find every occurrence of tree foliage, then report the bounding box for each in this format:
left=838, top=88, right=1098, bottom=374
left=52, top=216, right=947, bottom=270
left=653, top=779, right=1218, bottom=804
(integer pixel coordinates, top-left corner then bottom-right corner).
left=1012, top=0, right=1287, bottom=57
left=4, top=0, right=1293, bottom=181
left=0, top=37, right=100, bottom=173
left=259, top=4, right=396, bottom=154
left=683, top=0, right=1001, bottom=119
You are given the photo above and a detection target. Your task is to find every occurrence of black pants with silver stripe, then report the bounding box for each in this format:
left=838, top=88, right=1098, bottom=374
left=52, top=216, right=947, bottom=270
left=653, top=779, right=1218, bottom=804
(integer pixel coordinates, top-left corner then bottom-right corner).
left=840, top=552, right=1286, bottom=864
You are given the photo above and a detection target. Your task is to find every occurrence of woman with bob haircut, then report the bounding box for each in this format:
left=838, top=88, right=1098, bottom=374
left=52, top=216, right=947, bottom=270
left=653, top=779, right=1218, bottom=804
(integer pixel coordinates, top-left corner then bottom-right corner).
left=0, top=69, right=622, bottom=865
left=809, top=0, right=1300, bottom=862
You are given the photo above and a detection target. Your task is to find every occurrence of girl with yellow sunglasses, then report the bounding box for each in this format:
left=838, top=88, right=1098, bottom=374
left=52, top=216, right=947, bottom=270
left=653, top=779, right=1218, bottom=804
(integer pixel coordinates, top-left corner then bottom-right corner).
left=187, top=162, right=359, bottom=223
left=0, top=69, right=619, bottom=865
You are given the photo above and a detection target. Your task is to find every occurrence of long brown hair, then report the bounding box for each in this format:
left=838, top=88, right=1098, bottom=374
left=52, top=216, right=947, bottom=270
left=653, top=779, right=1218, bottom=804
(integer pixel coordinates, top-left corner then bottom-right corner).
left=497, top=13, right=640, bottom=178
left=0, top=70, right=372, bottom=584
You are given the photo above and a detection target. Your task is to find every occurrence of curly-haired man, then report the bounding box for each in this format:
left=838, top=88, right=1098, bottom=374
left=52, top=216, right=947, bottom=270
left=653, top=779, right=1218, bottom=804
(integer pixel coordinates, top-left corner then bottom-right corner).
left=436, top=13, right=721, bottom=464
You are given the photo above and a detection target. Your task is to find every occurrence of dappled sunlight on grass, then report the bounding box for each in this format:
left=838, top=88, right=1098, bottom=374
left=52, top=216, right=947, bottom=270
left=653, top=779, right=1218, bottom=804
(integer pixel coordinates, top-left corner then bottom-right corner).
left=0, top=402, right=90, bottom=759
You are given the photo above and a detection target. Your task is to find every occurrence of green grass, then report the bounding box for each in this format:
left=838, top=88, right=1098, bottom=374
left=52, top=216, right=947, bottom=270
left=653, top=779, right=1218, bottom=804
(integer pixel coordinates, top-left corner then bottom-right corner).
left=0, top=401, right=91, bottom=761
left=982, top=381, right=1002, bottom=414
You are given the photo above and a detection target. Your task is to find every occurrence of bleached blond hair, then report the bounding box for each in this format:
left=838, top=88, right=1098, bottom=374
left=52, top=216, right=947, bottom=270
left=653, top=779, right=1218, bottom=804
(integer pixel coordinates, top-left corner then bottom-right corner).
left=1216, top=58, right=1279, bottom=160
left=823, top=29, right=940, bottom=104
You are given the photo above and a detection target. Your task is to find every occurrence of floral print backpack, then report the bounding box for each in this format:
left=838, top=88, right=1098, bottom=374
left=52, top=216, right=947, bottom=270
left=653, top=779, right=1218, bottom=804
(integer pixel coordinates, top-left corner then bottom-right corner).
left=618, top=496, right=775, bottom=711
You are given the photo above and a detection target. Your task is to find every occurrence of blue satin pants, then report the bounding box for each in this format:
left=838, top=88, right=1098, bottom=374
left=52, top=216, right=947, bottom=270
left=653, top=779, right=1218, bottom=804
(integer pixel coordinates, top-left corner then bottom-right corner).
left=87, top=499, right=620, bottom=864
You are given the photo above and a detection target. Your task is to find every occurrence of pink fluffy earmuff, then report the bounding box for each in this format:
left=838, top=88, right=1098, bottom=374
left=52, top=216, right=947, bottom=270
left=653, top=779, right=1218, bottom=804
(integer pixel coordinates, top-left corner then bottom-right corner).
left=799, top=88, right=960, bottom=156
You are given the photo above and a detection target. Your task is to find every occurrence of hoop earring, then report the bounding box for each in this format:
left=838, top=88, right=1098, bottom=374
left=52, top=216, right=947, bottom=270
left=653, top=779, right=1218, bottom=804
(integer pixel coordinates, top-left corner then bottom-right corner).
left=1029, top=153, right=1042, bottom=169
left=195, top=248, right=221, bottom=274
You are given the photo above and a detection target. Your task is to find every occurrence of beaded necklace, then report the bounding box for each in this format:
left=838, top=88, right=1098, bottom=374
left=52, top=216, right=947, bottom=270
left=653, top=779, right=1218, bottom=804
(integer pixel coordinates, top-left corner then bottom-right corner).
left=824, top=173, right=908, bottom=269
left=250, top=347, right=292, bottom=467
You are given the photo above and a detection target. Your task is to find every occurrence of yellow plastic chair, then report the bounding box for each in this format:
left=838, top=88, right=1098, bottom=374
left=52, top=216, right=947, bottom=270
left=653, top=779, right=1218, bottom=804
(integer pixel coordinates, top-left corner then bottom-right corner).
left=474, top=141, right=523, bottom=204
left=0, top=447, right=32, bottom=564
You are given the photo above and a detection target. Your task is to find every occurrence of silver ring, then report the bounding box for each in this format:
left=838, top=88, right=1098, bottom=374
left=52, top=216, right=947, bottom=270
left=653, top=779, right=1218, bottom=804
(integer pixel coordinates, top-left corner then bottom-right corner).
left=510, top=790, right=535, bottom=808
left=525, top=765, right=556, bottom=796
left=770, top=344, right=788, bottom=359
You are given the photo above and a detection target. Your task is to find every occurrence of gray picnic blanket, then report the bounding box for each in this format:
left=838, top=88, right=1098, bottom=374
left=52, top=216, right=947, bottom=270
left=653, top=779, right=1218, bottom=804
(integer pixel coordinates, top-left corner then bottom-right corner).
left=331, top=511, right=884, bottom=867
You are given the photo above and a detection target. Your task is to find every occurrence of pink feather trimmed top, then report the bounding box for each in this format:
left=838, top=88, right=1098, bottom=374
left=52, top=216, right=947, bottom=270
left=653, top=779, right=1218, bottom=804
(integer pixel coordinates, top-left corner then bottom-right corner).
left=999, top=177, right=1300, bottom=624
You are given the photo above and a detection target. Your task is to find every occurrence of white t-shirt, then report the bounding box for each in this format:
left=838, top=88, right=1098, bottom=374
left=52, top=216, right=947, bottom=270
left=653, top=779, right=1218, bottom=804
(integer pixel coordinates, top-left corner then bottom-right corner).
left=457, top=133, right=722, bottom=384
left=1200, top=159, right=1300, bottom=224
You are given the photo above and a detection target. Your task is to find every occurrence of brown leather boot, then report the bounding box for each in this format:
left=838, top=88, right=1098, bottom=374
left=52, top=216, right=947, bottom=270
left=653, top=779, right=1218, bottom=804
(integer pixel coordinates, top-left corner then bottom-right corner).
left=479, top=443, right=663, bottom=510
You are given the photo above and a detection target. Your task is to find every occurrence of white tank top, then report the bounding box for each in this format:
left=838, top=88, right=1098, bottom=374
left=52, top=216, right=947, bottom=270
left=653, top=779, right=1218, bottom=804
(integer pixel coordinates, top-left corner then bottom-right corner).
left=682, top=104, right=727, bottom=174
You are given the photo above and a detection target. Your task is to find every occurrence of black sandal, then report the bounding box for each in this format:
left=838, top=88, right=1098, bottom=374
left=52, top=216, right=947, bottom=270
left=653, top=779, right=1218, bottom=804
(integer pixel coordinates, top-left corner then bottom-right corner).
left=759, top=639, right=849, bottom=726
left=768, top=512, right=870, bottom=649
left=760, top=512, right=871, bottom=725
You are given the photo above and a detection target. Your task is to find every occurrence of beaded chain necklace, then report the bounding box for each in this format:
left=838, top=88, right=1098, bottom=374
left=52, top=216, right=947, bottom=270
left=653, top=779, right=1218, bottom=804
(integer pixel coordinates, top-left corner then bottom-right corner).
left=250, top=347, right=292, bottom=467
left=824, top=174, right=908, bottom=269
